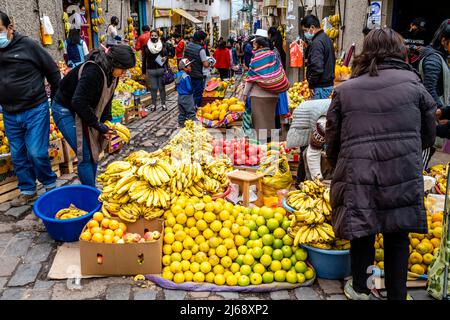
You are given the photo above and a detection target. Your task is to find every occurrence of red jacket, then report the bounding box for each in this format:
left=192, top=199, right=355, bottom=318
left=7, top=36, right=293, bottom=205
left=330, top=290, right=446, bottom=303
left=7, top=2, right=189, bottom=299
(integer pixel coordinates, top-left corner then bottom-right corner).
left=135, top=32, right=150, bottom=52
left=213, top=48, right=231, bottom=69
left=176, top=40, right=185, bottom=59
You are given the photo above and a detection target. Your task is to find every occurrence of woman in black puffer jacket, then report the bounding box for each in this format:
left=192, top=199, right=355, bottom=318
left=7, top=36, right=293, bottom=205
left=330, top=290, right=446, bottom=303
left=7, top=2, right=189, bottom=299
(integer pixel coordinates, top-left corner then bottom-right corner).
left=419, top=19, right=450, bottom=166
left=326, top=28, right=436, bottom=301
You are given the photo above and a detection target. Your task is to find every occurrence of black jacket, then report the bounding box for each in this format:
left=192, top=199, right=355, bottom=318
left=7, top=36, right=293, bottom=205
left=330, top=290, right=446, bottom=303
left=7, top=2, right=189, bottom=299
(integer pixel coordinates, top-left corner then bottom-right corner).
left=0, top=32, right=60, bottom=113
left=419, top=46, right=448, bottom=109
left=436, top=106, right=450, bottom=138
left=53, top=62, right=114, bottom=132
left=142, top=44, right=168, bottom=72
left=305, top=30, right=335, bottom=89
left=326, top=59, right=436, bottom=240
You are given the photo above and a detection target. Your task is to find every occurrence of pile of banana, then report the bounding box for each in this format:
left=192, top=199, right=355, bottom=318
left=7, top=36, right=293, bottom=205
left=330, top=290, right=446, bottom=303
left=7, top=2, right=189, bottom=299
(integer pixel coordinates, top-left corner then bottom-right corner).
left=289, top=223, right=335, bottom=246
left=105, top=121, right=131, bottom=143
left=289, top=197, right=328, bottom=225
left=137, top=158, right=173, bottom=187
left=55, top=204, right=88, bottom=220
left=115, top=202, right=165, bottom=223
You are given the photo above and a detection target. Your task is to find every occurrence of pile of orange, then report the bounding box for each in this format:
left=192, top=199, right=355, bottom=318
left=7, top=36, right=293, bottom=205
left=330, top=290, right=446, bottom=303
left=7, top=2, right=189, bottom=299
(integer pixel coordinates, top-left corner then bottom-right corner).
left=80, top=212, right=127, bottom=243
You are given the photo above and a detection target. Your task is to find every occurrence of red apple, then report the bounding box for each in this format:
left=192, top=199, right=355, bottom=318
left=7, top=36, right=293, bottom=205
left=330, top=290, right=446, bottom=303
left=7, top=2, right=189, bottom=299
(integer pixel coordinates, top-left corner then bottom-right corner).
left=144, top=232, right=154, bottom=241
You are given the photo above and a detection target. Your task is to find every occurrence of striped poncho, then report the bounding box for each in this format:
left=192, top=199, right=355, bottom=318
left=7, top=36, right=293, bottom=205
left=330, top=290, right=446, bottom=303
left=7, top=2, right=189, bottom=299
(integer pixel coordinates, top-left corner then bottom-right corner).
left=246, top=48, right=289, bottom=94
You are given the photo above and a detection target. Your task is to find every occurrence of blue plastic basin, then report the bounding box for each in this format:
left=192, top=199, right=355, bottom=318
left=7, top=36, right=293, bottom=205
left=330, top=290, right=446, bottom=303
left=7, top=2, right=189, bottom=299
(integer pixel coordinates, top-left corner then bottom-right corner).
left=283, top=198, right=296, bottom=213
left=302, top=244, right=351, bottom=280
left=33, top=185, right=101, bottom=242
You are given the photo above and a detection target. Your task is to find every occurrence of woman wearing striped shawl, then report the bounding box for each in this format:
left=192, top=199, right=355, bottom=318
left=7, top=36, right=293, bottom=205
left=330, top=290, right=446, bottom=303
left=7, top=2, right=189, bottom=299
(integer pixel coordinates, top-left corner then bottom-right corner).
left=242, top=37, right=289, bottom=140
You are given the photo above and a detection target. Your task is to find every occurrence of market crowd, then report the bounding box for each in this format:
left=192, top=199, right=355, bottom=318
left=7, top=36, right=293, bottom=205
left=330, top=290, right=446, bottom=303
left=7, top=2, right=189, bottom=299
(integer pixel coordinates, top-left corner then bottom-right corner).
left=1, top=7, right=450, bottom=301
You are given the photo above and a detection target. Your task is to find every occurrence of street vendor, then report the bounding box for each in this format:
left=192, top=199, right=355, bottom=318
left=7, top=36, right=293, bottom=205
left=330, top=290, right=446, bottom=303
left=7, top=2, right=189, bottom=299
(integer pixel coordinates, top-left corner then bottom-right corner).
left=51, top=45, right=136, bottom=187
left=286, top=99, right=332, bottom=183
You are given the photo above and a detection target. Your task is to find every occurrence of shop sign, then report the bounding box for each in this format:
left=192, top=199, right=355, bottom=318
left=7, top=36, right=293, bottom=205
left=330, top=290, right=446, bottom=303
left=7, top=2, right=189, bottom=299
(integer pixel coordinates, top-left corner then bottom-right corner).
left=154, top=8, right=173, bottom=18
left=367, top=1, right=382, bottom=29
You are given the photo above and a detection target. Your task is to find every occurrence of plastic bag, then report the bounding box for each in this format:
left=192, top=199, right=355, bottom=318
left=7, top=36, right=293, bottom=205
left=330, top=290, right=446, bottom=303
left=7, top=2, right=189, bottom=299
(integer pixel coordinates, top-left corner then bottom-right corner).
left=276, top=92, right=289, bottom=116
left=257, top=155, right=293, bottom=196
left=289, top=41, right=303, bottom=68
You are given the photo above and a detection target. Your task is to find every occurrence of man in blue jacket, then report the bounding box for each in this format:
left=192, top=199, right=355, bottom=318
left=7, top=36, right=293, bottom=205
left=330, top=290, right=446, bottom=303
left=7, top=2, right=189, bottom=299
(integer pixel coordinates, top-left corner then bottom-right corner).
left=0, top=11, right=60, bottom=206
left=301, top=15, right=336, bottom=99
left=175, top=58, right=196, bottom=127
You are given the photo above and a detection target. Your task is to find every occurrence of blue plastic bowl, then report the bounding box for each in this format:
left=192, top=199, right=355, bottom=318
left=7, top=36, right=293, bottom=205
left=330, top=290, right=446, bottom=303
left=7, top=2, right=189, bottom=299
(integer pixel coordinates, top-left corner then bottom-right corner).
left=282, top=198, right=296, bottom=213
left=301, top=244, right=351, bottom=280
left=33, top=185, right=101, bottom=242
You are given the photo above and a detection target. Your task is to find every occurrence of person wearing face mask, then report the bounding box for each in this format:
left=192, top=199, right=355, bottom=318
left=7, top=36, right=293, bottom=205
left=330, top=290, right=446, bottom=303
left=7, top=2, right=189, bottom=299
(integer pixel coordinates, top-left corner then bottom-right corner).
left=143, top=30, right=169, bottom=112
left=52, top=45, right=135, bottom=187
left=419, top=19, right=450, bottom=169
left=106, top=16, right=122, bottom=47
left=71, top=5, right=90, bottom=47
left=184, top=31, right=211, bottom=107
left=0, top=11, right=61, bottom=206
left=300, top=15, right=336, bottom=99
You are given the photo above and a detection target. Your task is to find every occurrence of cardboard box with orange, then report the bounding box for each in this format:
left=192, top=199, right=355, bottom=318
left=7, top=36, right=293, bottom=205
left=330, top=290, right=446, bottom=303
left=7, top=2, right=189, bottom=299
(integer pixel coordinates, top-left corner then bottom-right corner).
left=80, top=214, right=163, bottom=276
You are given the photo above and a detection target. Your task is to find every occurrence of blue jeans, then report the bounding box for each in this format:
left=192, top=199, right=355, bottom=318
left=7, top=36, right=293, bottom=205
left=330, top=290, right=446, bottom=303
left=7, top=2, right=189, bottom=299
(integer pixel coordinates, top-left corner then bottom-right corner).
left=3, top=101, right=57, bottom=195
left=51, top=101, right=97, bottom=187
left=313, top=86, right=334, bottom=99
left=191, top=78, right=205, bottom=107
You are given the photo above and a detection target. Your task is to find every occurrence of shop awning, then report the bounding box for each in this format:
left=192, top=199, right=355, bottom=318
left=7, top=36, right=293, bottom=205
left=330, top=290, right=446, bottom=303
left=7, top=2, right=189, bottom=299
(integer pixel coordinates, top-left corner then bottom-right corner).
left=173, top=8, right=202, bottom=24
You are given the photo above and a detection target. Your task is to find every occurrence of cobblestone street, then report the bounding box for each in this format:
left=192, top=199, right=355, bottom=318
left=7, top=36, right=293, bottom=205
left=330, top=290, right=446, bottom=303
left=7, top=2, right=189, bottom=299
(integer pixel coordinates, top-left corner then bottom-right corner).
left=0, top=90, right=440, bottom=300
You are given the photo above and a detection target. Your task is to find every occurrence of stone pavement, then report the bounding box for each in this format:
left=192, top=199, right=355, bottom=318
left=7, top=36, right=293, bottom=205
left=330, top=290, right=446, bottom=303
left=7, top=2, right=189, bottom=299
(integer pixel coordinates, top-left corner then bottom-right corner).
left=0, top=90, right=445, bottom=300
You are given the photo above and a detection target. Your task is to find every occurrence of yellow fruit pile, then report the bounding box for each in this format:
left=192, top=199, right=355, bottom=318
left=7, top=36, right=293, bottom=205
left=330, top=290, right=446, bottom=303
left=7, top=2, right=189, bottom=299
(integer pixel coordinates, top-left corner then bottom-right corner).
left=116, top=78, right=145, bottom=94
left=0, top=114, right=9, bottom=154
left=374, top=211, right=443, bottom=275
left=335, top=64, right=352, bottom=81
left=197, top=97, right=245, bottom=121
left=80, top=212, right=128, bottom=243
left=425, top=163, right=448, bottom=194
left=325, top=28, right=339, bottom=40
left=288, top=81, right=310, bottom=110
left=162, top=196, right=315, bottom=286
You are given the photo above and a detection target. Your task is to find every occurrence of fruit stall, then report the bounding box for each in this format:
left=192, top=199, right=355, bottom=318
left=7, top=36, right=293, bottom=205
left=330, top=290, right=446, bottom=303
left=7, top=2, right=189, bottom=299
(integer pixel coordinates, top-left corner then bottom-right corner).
left=29, top=113, right=450, bottom=295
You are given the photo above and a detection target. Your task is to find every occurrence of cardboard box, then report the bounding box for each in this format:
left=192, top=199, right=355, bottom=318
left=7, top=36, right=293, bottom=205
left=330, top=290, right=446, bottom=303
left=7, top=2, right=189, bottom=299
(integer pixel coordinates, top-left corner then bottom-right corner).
left=62, top=139, right=77, bottom=162
left=49, top=138, right=65, bottom=165
left=80, top=218, right=164, bottom=276
left=0, top=154, right=14, bottom=175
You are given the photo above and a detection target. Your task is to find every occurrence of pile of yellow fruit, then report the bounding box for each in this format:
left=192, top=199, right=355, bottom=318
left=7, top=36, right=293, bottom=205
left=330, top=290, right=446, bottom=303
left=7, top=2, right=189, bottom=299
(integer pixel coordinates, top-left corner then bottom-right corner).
left=197, top=97, right=245, bottom=121
left=425, top=163, right=448, bottom=194
left=0, top=114, right=9, bottom=155
left=287, top=81, right=310, bottom=110
left=162, top=196, right=315, bottom=286
left=116, top=78, right=145, bottom=94
left=374, top=211, right=443, bottom=276
left=335, top=62, right=352, bottom=81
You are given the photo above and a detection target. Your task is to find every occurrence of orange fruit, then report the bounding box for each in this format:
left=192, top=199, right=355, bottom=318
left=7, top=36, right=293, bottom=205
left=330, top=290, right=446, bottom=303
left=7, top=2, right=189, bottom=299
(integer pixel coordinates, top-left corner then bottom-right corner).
left=90, top=226, right=103, bottom=235
left=103, top=234, right=114, bottom=243
left=91, top=233, right=104, bottom=243
left=432, top=213, right=443, bottom=223
left=101, top=218, right=111, bottom=229
left=114, top=228, right=124, bottom=238
left=80, top=231, right=92, bottom=241
left=104, top=229, right=115, bottom=237
left=109, top=220, right=120, bottom=230
left=87, top=220, right=99, bottom=229
left=93, top=212, right=104, bottom=222
left=118, top=222, right=127, bottom=232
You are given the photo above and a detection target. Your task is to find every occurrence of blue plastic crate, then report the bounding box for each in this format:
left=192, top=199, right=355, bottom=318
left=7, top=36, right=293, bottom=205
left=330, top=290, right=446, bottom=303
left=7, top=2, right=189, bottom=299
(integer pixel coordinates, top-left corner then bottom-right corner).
left=33, top=185, right=101, bottom=242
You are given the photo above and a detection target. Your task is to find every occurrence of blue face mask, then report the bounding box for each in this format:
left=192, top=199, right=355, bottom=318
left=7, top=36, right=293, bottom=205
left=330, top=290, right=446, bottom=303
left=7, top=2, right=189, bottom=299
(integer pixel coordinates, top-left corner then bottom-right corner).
left=304, top=31, right=314, bottom=40
left=0, top=32, right=11, bottom=48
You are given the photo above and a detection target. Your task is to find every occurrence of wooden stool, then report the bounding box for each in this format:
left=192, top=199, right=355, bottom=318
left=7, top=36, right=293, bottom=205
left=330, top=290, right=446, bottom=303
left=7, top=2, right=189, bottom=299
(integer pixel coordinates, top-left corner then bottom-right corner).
left=227, top=170, right=264, bottom=207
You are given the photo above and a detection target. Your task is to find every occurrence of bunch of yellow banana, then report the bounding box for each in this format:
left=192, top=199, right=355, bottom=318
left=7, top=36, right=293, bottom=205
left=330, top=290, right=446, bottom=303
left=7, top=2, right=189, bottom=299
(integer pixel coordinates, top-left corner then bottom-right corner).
left=137, top=158, right=173, bottom=187
left=185, top=182, right=206, bottom=198
left=55, top=204, right=88, bottom=220
left=292, top=223, right=335, bottom=246
left=333, top=239, right=351, bottom=250
left=118, top=202, right=165, bottom=223
left=170, top=161, right=204, bottom=194
left=310, top=242, right=332, bottom=250
left=298, top=179, right=325, bottom=197
left=286, top=191, right=308, bottom=210
left=203, top=175, right=222, bottom=194
left=291, top=197, right=326, bottom=225
left=105, top=121, right=131, bottom=143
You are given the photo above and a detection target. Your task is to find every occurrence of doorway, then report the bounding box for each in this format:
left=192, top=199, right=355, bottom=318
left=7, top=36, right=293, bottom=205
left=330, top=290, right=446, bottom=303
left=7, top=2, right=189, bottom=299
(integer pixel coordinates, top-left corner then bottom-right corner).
left=391, top=0, right=450, bottom=45
left=62, top=0, right=94, bottom=49
left=130, top=0, right=148, bottom=36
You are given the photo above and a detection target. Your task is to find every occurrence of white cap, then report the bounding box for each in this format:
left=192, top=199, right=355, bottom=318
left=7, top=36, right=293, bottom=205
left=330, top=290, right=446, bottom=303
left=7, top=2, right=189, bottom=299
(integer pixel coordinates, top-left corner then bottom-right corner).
left=253, top=29, right=268, bottom=39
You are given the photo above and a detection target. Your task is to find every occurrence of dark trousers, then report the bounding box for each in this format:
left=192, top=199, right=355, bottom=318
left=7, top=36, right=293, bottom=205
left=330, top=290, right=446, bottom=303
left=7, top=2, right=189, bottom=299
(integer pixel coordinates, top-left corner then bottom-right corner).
left=350, top=232, right=409, bottom=300
left=296, top=146, right=308, bottom=185
left=191, top=78, right=205, bottom=108
left=218, top=68, right=230, bottom=80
